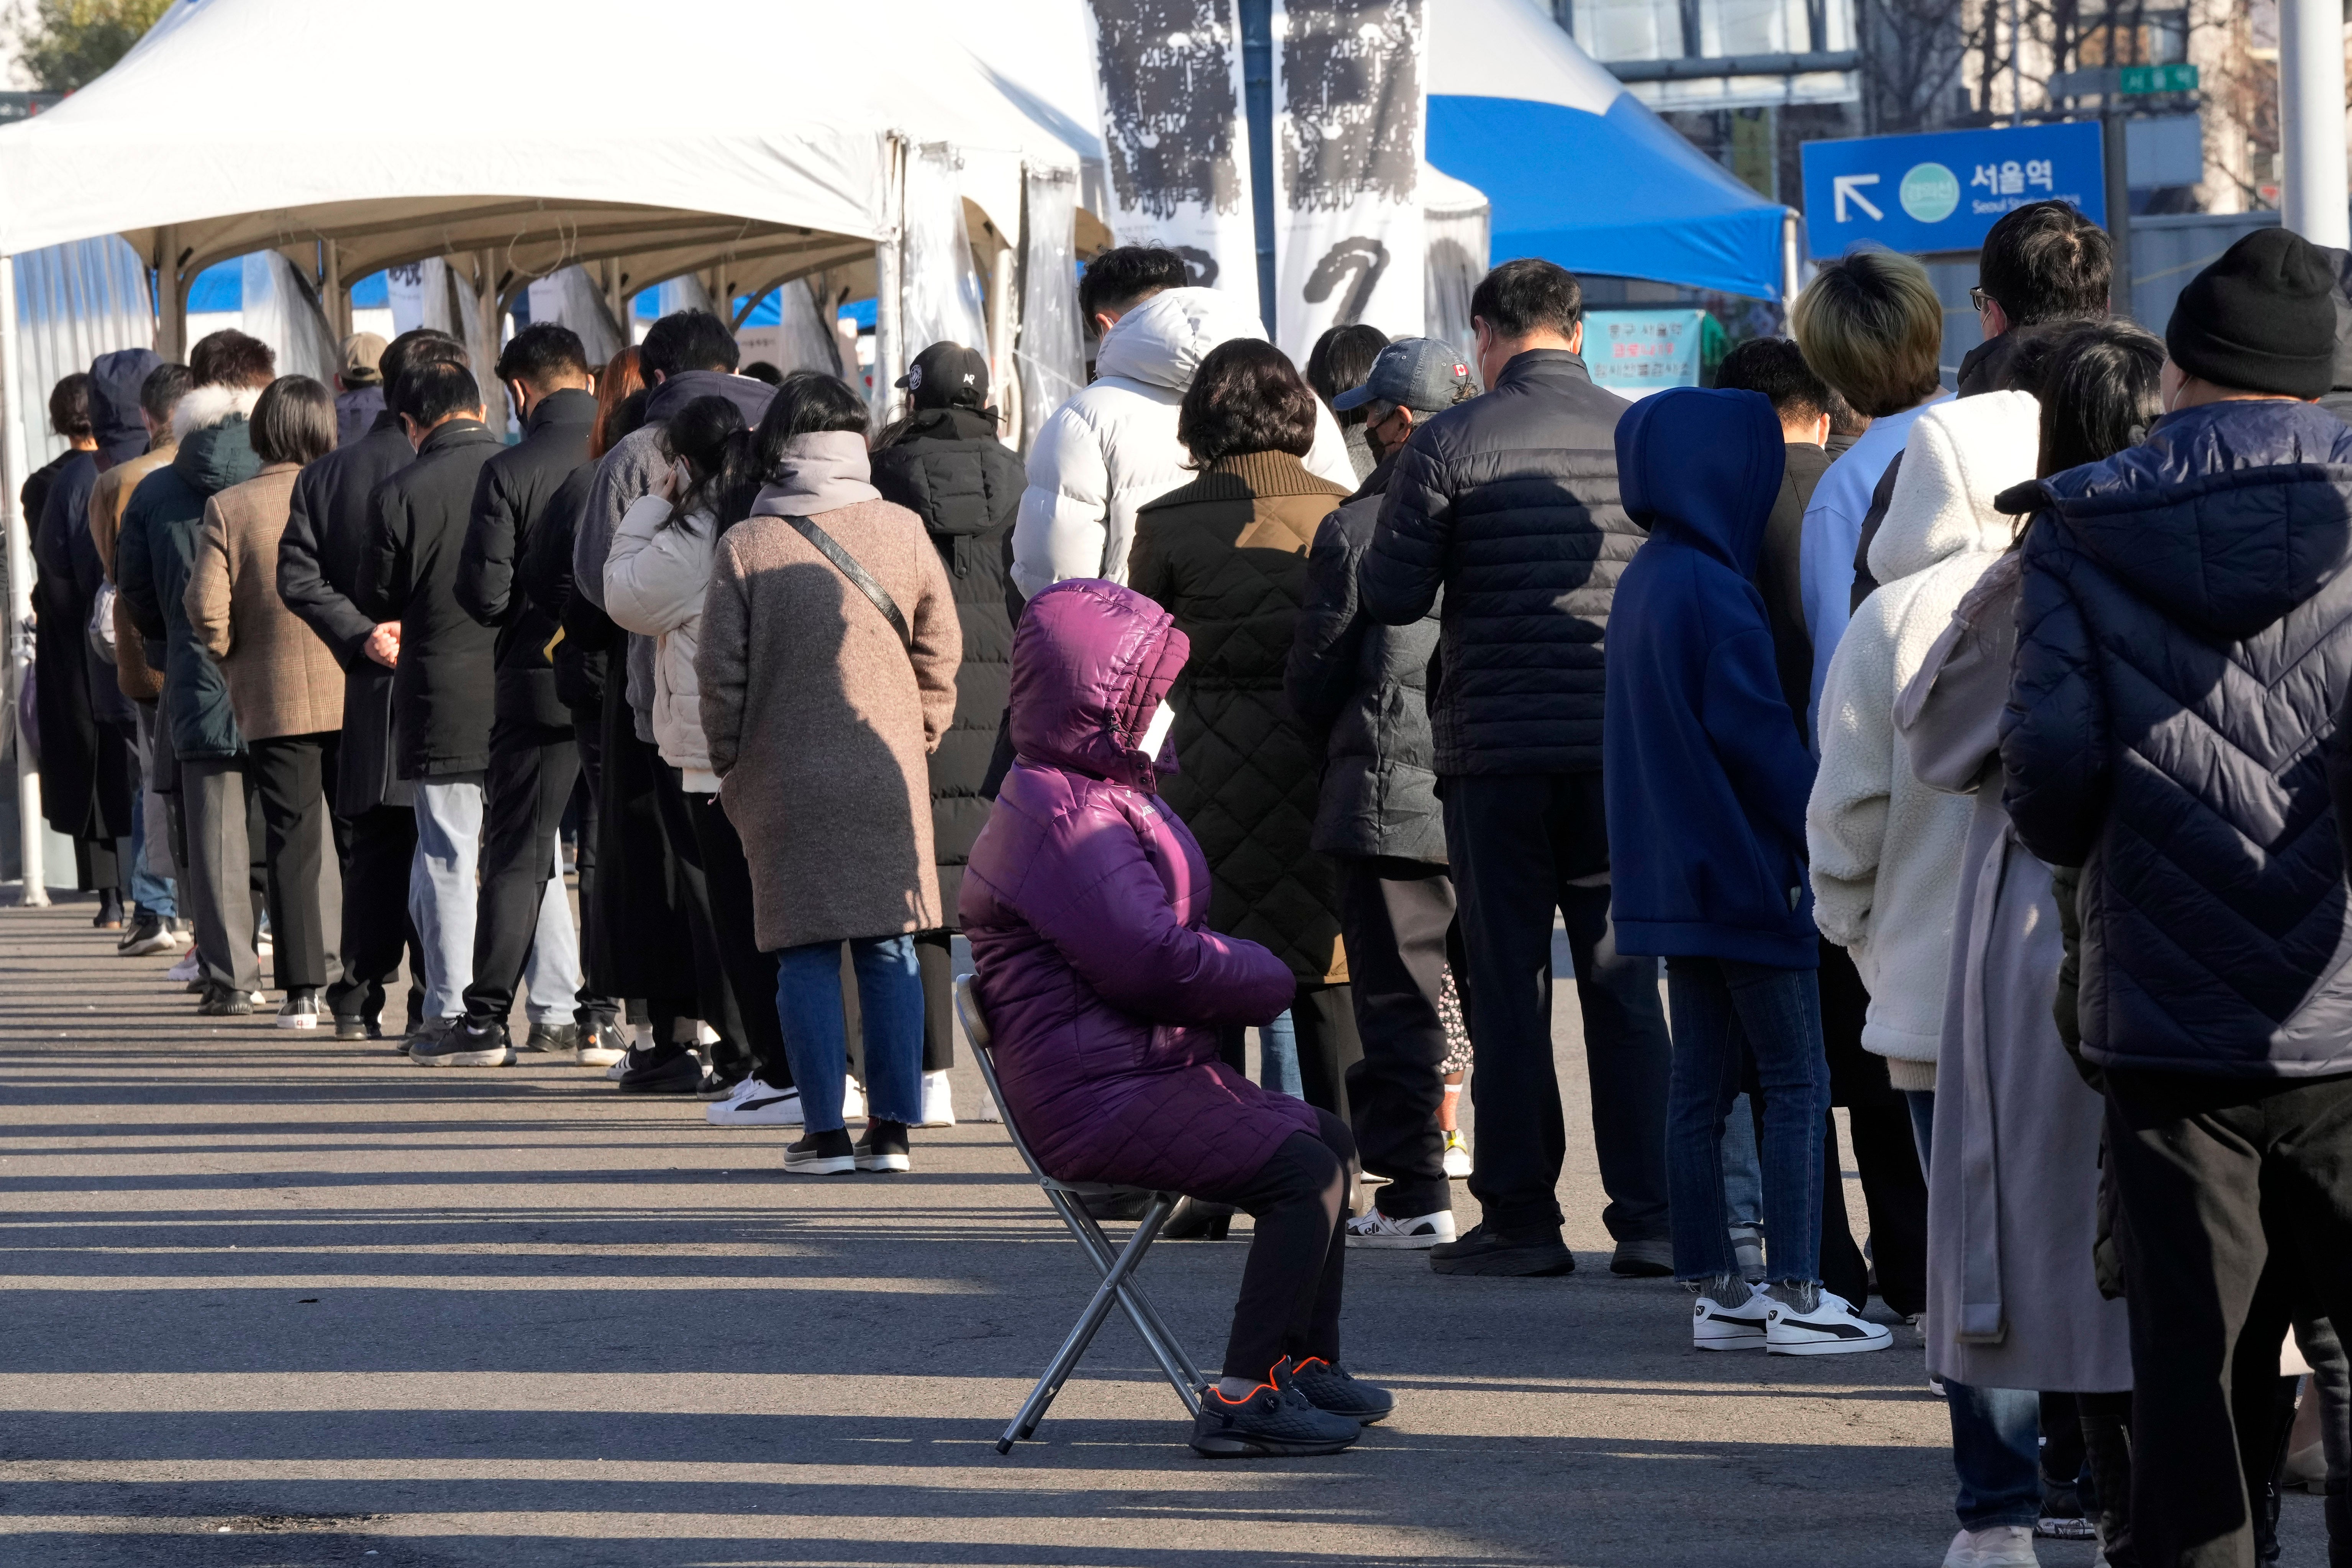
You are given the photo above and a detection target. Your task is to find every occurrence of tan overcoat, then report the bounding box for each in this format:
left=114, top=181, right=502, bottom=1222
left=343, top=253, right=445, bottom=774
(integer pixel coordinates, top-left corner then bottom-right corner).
left=184, top=464, right=343, bottom=740
left=90, top=442, right=174, bottom=702
left=699, top=495, right=961, bottom=951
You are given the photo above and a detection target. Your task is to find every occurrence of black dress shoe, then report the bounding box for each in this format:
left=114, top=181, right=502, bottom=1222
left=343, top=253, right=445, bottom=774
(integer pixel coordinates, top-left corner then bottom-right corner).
left=1428, top=1222, right=1575, bottom=1277
left=1159, top=1197, right=1234, bottom=1240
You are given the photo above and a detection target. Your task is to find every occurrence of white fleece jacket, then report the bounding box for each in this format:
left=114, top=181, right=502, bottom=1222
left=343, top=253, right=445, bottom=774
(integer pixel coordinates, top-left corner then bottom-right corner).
left=1807, top=391, right=2039, bottom=1080
left=1009, top=285, right=1357, bottom=599
left=603, top=492, right=720, bottom=790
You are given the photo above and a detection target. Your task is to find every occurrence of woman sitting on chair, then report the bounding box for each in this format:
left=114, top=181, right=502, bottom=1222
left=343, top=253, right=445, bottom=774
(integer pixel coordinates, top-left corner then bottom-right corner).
left=961, top=577, right=1390, bottom=1458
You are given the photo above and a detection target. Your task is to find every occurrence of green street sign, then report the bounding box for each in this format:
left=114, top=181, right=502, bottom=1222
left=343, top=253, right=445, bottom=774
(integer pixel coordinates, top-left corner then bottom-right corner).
left=2119, top=62, right=2199, bottom=93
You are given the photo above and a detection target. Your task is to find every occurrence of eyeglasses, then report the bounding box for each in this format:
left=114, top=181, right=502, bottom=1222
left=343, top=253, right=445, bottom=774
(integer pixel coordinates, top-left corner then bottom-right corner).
left=1969, top=286, right=1996, bottom=313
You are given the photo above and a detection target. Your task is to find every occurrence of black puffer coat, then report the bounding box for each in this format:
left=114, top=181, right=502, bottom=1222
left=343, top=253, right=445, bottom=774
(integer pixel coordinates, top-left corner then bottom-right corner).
left=870, top=404, right=1025, bottom=925
left=515, top=461, right=611, bottom=716
left=1360, top=349, right=1641, bottom=774
left=354, top=419, right=504, bottom=779
left=1131, top=449, right=1354, bottom=983
left=1283, top=452, right=1444, bottom=863
left=457, top=388, right=595, bottom=736
left=2002, top=399, right=2352, bottom=1079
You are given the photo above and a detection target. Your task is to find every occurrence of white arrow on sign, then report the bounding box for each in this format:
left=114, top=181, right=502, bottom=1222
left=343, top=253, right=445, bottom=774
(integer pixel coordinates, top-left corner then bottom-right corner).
left=1833, top=173, right=1884, bottom=223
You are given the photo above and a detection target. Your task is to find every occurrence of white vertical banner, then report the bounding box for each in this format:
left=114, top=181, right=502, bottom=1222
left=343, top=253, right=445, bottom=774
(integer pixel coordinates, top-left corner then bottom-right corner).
left=1271, top=0, right=1425, bottom=367
left=1083, top=0, right=1258, bottom=297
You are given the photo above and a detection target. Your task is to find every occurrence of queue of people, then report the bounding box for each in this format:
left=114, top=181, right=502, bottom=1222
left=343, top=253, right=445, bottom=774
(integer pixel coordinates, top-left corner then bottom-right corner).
left=22, top=212, right=2352, bottom=1546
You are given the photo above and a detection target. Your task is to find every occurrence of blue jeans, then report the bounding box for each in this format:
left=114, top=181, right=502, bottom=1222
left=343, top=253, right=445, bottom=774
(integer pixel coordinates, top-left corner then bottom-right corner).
left=1258, top=1009, right=1304, bottom=1099
left=773, top=936, right=924, bottom=1132
left=1721, top=1091, right=1763, bottom=1231
left=410, top=775, right=577, bottom=1023
left=126, top=779, right=174, bottom=918
left=1664, top=956, right=1827, bottom=1285
left=1905, top=1088, right=2043, bottom=1530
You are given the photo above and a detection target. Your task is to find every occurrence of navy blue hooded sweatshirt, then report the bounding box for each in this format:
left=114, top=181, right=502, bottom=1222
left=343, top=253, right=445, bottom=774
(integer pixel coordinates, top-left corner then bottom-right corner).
left=1604, top=387, right=1817, bottom=968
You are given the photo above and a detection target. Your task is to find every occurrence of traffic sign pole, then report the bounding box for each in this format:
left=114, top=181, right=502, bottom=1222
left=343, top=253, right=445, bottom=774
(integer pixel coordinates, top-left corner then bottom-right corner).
left=2283, top=0, right=2351, bottom=249
left=2103, top=109, right=2131, bottom=319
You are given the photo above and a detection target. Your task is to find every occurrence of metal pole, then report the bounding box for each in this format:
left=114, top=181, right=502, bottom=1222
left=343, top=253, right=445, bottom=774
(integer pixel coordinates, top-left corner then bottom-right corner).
left=1781, top=209, right=1801, bottom=311
left=472, top=250, right=507, bottom=438
left=873, top=135, right=907, bottom=423
left=153, top=225, right=180, bottom=362
left=2103, top=105, right=2133, bottom=320
left=323, top=240, right=350, bottom=340
left=2282, top=0, right=2352, bottom=249
left=0, top=250, right=47, bottom=904
left=1240, top=0, right=1278, bottom=337
left=987, top=236, right=1019, bottom=433
left=2008, top=0, right=2022, bottom=128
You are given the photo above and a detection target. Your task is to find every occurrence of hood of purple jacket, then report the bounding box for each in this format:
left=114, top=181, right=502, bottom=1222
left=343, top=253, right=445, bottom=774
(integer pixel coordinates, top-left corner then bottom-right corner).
left=1009, top=579, right=1189, bottom=791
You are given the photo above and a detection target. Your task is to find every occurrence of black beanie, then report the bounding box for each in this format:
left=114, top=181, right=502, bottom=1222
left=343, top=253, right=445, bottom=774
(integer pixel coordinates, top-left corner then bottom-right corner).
left=2165, top=228, right=2338, bottom=399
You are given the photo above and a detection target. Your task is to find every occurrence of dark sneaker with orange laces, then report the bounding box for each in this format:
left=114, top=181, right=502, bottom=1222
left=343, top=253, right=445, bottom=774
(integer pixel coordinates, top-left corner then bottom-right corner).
left=1287, top=1356, right=1394, bottom=1424
left=1190, top=1362, right=1361, bottom=1458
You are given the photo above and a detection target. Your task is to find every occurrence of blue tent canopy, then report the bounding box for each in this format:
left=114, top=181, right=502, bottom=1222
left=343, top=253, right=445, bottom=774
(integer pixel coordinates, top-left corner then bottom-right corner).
left=1428, top=0, right=1789, bottom=301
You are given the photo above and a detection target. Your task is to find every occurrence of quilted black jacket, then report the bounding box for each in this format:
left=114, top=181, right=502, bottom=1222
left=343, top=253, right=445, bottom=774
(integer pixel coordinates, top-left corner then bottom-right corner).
left=1359, top=348, right=1641, bottom=774
left=456, top=388, right=596, bottom=735
left=871, top=405, right=1026, bottom=925
left=2001, top=398, right=2352, bottom=1078
left=1283, top=451, right=1445, bottom=863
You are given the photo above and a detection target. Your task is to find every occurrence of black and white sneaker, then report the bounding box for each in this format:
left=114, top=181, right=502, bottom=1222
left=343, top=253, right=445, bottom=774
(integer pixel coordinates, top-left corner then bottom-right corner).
left=412, top=1020, right=513, bottom=1068
left=1345, top=1208, right=1457, bottom=1250
left=1288, top=1356, right=1394, bottom=1424
left=615, top=1042, right=701, bottom=1093
left=1763, top=1282, right=1894, bottom=1356
left=575, top=1017, right=627, bottom=1067
left=120, top=913, right=180, bottom=956
left=1190, top=1361, right=1362, bottom=1458
left=275, top=989, right=321, bottom=1030
left=695, top=1065, right=750, bottom=1101
left=706, top=1077, right=804, bottom=1127
left=785, top=1128, right=857, bottom=1174
left=1690, top=1275, right=1770, bottom=1351
left=854, top=1120, right=912, bottom=1173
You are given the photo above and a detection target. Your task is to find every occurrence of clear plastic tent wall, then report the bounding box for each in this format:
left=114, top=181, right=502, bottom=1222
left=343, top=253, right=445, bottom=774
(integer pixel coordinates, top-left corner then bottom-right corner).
left=239, top=251, right=339, bottom=384
left=1424, top=189, right=1491, bottom=390
left=1017, top=164, right=1084, bottom=455
left=901, top=143, right=993, bottom=409
left=768, top=279, right=846, bottom=378
left=13, top=237, right=154, bottom=467
left=523, top=266, right=628, bottom=367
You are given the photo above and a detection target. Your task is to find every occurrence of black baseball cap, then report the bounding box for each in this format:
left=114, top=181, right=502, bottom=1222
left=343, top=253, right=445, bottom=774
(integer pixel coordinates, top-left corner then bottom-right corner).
left=1331, top=336, right=1473, bottom=413
left=896, top=341, right=990, bottom=410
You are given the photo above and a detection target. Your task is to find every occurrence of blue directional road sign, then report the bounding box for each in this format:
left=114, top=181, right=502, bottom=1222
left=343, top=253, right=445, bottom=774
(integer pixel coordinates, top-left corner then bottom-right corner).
left=1798, top=122, right=2106, bottom=261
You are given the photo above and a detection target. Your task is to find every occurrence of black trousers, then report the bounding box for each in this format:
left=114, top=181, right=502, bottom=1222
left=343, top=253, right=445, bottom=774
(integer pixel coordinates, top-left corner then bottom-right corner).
left=1813, top=941, right=1928, bottom=1314
left=1442, top=771, right=1672, bottom=1239
left=2106, top=1066, right=2352, bottom=1568
left=1337, top=856, right=1455, bottom=1220
left=916, top=929, right=956, bottom=1073
left=682, top=784, right=787, bottom=1084
left=1201, top=1106, right=1356, bottom=1381
left=650, top=761, right=752, bottom=1074
left=567, top=705, right=617, bottom=1020
left=248, top=733, right=340, bottom=993
left=330, top=800, right=422, bottom=1027
left=595, top=682, right=695, bottom=1023
left=1217, top=984, right=1361, bottom=1124
left=461, top=727, right=578, bottom=1027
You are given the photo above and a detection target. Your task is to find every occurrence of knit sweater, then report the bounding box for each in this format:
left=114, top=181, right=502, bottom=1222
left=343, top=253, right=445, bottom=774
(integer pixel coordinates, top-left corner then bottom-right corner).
left=1807, top=391, right=2039, bottom=1080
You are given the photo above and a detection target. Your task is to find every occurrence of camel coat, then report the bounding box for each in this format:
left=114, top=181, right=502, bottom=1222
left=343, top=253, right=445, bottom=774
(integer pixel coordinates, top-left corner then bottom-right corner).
left=90, top=442, right=174, bottom=703
left=185, top=464, right=345, bottom=741
left=698, top=436, right=961, bottom=952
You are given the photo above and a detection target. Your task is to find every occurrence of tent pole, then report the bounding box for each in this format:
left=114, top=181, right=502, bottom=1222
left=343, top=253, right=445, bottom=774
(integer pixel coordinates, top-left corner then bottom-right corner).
left=603, top=259, right=627, bottom=348
left=473, top=250, right=507, bottom=438
left=1780, top=211, right=1801, bottom=313
left=987, top=228, right=1018, bottom=438
left=154, top=225, right=181, bottom=362
left=874, top=134, right=907, bottom=423
left=324, top=241, right=350, bottom=340
left=0, top=250, right=47, bottom=906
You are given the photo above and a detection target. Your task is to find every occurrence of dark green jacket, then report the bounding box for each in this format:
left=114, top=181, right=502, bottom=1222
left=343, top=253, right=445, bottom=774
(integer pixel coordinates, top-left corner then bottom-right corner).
left=116, top=399, right=264, bottom=759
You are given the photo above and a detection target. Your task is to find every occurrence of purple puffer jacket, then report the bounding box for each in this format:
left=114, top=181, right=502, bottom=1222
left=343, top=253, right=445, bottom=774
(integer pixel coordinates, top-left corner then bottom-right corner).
left=961, top=579, right=1310, bottom=1194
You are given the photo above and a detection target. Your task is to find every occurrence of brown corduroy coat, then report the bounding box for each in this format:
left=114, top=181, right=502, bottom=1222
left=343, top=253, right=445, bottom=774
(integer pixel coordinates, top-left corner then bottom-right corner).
left=699, top=498, right=961, bottom=951
left=185, top=464, right=344, bottom=741
left=1130, top=449, right=1353, bottom=984
left=89, top=441, right=174, bottom=702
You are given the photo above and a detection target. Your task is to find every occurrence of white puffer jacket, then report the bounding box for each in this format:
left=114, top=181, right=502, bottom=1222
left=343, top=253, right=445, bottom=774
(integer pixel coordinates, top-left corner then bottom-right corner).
left=1807, top=391, right=2039, bottom=1083
left=1009, top=285, right=1358, bottom=599
left=603, top=492, right=720, bottom=791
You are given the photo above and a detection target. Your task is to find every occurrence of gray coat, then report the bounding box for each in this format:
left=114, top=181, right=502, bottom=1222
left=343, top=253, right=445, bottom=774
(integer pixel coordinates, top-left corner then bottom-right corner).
left=1895, top=553, right=2131, bottom=1393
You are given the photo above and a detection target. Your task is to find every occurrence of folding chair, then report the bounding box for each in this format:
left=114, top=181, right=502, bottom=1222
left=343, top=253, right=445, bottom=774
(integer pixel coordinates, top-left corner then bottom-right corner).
left=955, top=975, right=1205, bottom=1452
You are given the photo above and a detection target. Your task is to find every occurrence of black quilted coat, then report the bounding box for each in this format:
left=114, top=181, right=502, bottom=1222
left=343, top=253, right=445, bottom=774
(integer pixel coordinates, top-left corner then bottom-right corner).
left=870, top=404, right=1025, bottom=927
left=1131, top=449, right=1354, bottom=982
left=2001, top=399, right=2352, bottom=1078
left=1359, top=348, right=1643, bottom=774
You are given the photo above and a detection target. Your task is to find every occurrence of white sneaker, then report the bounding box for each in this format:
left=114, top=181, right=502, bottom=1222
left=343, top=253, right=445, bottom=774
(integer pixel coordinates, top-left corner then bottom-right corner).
left=1344, top=1208, right=1458, bottom=1250
left=707, top=1078, right=804, bottom=1127
left=1942, top=1524, right=2039, bottom=1567
left=1764, top=1284, right=1894, bottom=1356
left=165, top=950, right=200, bottom=984
left=842, top=1077, right=866, bottom=1121
left=919, top=1069, right=955, bottom=1127
left=1691, top=1279, right=1770, bottom=1351
left=1440, top=1130, right=1471, bottom=1179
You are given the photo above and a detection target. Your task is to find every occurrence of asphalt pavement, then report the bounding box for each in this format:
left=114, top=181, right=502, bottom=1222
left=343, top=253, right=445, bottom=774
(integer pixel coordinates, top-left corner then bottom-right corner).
left=0, top=894, right=2325, bottom=1566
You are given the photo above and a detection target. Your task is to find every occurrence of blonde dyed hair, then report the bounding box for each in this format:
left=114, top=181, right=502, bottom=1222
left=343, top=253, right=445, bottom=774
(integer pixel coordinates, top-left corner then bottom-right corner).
left=1791, top=248, right=1945, bottom=417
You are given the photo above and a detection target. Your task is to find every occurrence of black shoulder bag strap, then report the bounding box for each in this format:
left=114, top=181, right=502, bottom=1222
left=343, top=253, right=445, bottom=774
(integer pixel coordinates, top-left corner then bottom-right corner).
left=783, top=513, right=913, bottom=652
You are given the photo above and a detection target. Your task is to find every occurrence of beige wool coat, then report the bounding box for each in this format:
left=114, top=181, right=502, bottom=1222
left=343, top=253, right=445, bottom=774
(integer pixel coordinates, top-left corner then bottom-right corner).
left=698, top=437, right=961, bottom=952
left=185, top=464, right=344, bottom=740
